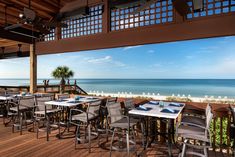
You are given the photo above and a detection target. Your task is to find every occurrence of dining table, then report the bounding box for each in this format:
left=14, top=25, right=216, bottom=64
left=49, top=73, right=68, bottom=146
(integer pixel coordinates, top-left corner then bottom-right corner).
left=129, top=101, right=185, bottom=157
left=45, top=95, right=101, bottom=138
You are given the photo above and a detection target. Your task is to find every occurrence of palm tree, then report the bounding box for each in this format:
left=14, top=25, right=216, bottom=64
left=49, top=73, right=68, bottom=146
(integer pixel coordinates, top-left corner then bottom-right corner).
left=52, top=66, right=74, bottom=93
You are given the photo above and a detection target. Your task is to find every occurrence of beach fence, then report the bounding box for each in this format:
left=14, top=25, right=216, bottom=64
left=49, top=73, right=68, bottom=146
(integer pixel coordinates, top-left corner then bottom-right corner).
left=88, top=91, right=235, bottom=104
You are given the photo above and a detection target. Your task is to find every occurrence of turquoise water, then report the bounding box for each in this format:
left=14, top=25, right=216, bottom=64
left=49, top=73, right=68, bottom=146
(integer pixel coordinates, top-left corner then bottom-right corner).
left=0, top=79, right=235, bottom=98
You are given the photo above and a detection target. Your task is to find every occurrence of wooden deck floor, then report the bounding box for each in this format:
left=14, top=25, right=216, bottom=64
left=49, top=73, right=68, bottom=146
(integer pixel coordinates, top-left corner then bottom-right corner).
left=0, top=118, right=230, bottom=157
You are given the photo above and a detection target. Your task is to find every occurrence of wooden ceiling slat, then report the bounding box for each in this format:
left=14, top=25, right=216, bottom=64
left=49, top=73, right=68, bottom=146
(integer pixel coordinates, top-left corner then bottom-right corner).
left=31, top=0, right=60, bottom=13
left=8, top=0, right=53, bottom=19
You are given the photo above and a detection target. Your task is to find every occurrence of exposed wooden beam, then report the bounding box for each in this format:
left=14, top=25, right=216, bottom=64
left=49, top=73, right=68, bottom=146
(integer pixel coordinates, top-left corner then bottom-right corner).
left=36, top=13, right=235, bottom=55
left=0, top=26, right=34, bottom=43
left=31, top=0, right=60, bottom=13
left=0, top=51, right=29, bottom=59
left=110, top=0, right=143, bottom=9
left=172, top=0, right=191, bottom=17
left=102, top=0, right=110, bottom=33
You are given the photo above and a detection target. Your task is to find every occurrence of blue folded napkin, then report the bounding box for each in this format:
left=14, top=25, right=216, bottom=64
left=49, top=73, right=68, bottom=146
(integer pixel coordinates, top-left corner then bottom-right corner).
left=161, top=108, right=179, bottom=114
left=55, top=99, right=67, bottom=102
left=148, top=101, right=159, bottom=105
left=136, top=105, right=152, bottom=111
left=86, top=97, right=97, bottom=100
left=67, top=100, right=80, bottom=103
left=169, top=102, right=183, bottom=107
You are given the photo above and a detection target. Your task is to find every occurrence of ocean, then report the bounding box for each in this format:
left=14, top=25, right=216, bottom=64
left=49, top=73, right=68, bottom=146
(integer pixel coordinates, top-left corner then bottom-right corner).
left=0, top=79, right=235, bottom=98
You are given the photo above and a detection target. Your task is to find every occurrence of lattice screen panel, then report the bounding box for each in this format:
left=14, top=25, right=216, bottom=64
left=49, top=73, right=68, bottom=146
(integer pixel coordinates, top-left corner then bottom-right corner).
left=61, top=5, right=103, bottom=39
left=44, top=29, right=55, bottom=41
left=187, top=0, right=235, bottom=19
left=110, top=0, right=173, bottom=31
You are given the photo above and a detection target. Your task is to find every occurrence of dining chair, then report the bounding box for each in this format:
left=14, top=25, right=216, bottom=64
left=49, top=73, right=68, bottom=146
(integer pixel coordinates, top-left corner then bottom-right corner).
left=177, top=108, right=214, bottom=157
left=70, top=100, right=101, bottom=153
left=11, top=96, right=36, bottom=135
left=107, top=102, right=138, bottom=157
left=124, top=98, right=146, bottom=147
left=180, top=103, right=211, bottom=128
left=57, top=94, right=70, bottom=100
left=34, top=95, right=61, bottom=141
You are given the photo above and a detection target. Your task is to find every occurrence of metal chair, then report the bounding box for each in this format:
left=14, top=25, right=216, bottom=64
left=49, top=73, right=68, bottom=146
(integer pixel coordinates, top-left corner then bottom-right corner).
left=177, top=108, right=214, bottom=157
left=57, top=94, right=70, bottom=100
left=180, top=103, right=211, bottom=128
left=107, top=102, right=138, bottom=157
left=230, top=105, right=235, bottom=156
left=34, top=95, right=61, bottom=141
left=11, top=96, right=36, bottom=135
left=70, top=100, right=101, bottom=153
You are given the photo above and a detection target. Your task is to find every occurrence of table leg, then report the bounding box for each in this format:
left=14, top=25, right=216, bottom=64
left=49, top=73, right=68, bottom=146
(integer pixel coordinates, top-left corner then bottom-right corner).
left=167, top=119, right=173, bottom=157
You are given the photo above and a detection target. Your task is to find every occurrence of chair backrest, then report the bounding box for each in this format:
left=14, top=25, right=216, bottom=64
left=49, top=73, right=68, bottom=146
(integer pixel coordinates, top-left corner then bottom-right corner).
left=107, top=102, right=122, bottom=123
left=205, top=103, right=211, bottom=116
left=0, top=89, right=6, bottom=96
left=87, top=100, right=101, bottom=115
left=6, top=91, right=20, bottom=95
left=230, top=105, right=235, bottom=125
left=35, top=96, right=53, bottom=111
left=206, top=109, right=213, bottom=130
left=19, top=96, right=36, bottom=108
left=106, top=97, right=117, bottom=104
left=57, top=94, right=70, bottom=100
left=124, top=98, right=134, bottom=110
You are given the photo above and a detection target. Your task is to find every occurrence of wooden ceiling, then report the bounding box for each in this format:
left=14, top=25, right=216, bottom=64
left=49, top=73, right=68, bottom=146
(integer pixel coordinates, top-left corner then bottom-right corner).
left=0, top=0, right=75, bottom=29
left=0, top=0, right=84, bottom=57
left=0, top=38, right=25, bottom=47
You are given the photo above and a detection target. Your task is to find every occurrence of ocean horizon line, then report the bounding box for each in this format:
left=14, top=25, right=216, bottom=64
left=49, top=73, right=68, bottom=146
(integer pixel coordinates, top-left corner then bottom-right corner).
left=0, top=78, right=235, bottom=80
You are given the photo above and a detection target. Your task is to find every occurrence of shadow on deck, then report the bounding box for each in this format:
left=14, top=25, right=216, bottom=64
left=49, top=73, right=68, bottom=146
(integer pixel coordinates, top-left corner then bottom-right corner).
left=0, top=119, right=230, bottom=157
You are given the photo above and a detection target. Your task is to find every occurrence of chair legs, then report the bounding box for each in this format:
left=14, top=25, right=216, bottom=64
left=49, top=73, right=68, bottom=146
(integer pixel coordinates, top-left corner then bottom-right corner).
left=180, top=139, right=187, bottom=157
left=110, top=128, right=116, bottom=157
left=126, top=130, right=130, bottom=157
left=88, top=124, right=91, bottom=153
left=109, top=128, right=136, bottom=157
left=179, top=139, right=209, bottom=157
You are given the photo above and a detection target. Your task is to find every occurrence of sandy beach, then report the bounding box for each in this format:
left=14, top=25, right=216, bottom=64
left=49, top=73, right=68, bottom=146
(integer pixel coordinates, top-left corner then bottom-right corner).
left=88, top=91, right=235, bottom=103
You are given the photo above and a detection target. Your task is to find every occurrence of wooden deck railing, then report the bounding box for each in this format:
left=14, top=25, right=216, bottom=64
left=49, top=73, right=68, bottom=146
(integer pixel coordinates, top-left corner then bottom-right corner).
left=0, top=83, right=87, bottom=95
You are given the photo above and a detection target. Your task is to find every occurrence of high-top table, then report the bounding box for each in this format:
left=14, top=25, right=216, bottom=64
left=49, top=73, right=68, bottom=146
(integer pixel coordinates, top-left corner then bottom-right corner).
left=45, top=96, right=101, bottom=138
left=129, top=101, right=185, bottom=157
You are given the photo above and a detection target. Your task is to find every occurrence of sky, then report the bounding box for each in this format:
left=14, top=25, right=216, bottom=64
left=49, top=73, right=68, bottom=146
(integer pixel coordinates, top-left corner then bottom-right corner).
left=0, top=36, right=235, bottom=79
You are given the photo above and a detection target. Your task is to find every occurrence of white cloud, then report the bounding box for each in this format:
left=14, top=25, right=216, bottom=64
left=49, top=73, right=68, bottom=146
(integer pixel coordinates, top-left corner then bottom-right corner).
left=186, top=55, right=194, bottom=59
left=196, top=46, right=218, bottom=54
left=87, top=56, right=112, bottom=64
left=86, top=56, right=126, bottom=67
left=113, top=61, right=126, bottom=67
left=147, top=50, right=155, bottom=53
left=123, top=45, right=142, bottom=51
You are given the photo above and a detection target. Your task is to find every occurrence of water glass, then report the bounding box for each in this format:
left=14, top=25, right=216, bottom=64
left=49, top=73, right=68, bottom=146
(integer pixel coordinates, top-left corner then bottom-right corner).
left=159, top=101, right=164, bottom=108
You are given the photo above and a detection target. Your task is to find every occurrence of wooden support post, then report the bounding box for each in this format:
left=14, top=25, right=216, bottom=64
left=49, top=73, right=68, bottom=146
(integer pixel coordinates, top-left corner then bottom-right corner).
left=55, top=26, right=62, bottom=40
left=102, top=0, right=110, bottom=33
left=30, top=44, right=37, bottom=93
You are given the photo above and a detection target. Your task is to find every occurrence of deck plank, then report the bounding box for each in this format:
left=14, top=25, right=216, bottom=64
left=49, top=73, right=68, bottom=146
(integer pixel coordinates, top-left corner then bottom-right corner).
left=0, top=118, right=231, bottom=157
